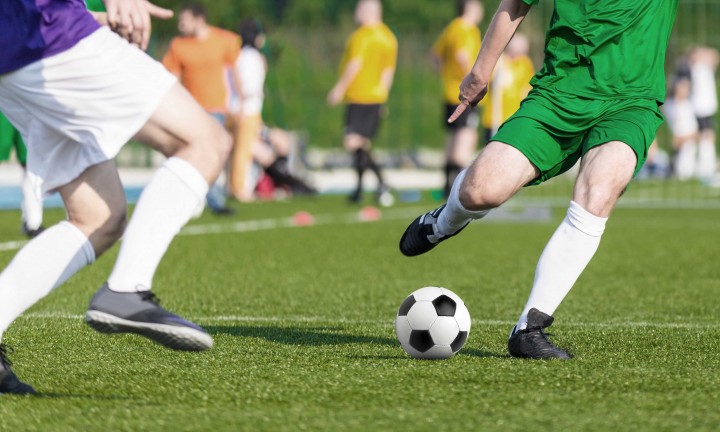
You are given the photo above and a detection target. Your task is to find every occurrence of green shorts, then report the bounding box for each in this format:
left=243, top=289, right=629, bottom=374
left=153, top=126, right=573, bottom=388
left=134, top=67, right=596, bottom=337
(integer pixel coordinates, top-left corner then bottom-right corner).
left=490, top=89, right=664, bottom=185
left=0, top=112, right=27, bottom=166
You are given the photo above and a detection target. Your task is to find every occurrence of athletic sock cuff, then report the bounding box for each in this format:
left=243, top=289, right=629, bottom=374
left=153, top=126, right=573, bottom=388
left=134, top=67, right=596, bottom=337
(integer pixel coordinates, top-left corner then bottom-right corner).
left=58, top=221, right=96, bottom=264
left=163, top=157, right=210, bottom=201
left=566, top=201, right=607, bottom=237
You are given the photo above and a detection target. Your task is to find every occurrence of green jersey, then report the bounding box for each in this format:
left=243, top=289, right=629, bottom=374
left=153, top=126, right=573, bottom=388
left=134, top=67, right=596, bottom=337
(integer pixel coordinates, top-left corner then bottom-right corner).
left=523, top=0, right=679, bottom=102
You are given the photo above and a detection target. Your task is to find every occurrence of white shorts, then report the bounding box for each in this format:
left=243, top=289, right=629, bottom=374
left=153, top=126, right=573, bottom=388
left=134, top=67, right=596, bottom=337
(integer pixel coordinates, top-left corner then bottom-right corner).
left=0, top=27, right=176, bottom=196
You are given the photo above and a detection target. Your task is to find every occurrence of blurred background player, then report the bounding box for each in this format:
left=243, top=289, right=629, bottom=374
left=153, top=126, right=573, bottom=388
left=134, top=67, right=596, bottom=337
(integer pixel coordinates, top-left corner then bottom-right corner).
left=162, top=3, right=240, bottom=214
left=0, top=112, right=44, bottom=237
left=231, top=18, right=266, bottom=201
left=232, top=19, right=316, bottom=200
left=328, top=0, right=397, bottom=206
left=664, top=76, right=699, bottom=180
left=432, top=0, right=484, bottom=197
left=481, top=33, right=534, bottom=143
left=688, top=46, right=718, bottom=181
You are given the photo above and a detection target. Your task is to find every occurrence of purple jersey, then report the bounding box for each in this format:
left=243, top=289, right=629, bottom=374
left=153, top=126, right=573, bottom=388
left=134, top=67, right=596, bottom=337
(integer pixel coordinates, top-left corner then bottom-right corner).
left=0, top=0, right=100, bottom=75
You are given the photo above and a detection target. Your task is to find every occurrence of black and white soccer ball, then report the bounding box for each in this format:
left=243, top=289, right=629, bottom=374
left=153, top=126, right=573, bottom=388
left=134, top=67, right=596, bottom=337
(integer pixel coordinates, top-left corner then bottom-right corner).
left=395, top=286, right=471, bottom=359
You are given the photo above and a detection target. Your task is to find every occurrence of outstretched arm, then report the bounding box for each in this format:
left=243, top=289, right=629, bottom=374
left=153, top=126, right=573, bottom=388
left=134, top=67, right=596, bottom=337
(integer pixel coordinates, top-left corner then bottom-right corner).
left=449, top=0, right=532, bottom=122
left=102, top=0, right=173, bottom=50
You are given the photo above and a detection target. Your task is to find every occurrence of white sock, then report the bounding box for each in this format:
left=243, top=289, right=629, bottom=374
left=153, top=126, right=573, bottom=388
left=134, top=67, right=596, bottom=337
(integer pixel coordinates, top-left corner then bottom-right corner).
left=515, top=201, right=607, bottom=330
left=107, top=157, right=209, bottom=293
left=21, top=170, right=43, bottom=230
left=0, top=221, right=95, bottom=341
left=696, top=137, right=717, bottom=179
left=436, top=169, right=489, bottom=236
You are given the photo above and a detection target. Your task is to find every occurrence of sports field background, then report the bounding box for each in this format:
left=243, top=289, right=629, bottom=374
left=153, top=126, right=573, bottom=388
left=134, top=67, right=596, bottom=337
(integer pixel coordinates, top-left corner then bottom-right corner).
left=1, top=1, right=719, bottom=430
left=127, top=0, right=720, bottom=155
left=0, top=196, right=717, bottom=430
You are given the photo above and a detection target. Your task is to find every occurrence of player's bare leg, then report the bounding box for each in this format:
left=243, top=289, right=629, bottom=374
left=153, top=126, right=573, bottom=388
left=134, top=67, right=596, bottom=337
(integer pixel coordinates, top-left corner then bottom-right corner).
left=509, top=141, right=636, bottom=359
left=0, top=161, right=123, bottom=395
left=86, top=83, right=231, bottom=351
left=345, top=133, right=389, bottom=205
left=400, top=141, right=537, bottom=256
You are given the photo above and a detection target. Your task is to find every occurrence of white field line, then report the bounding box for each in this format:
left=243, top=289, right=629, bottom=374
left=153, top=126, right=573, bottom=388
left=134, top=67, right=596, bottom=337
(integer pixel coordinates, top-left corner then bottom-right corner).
left=19, top=312, right=720, bottom=330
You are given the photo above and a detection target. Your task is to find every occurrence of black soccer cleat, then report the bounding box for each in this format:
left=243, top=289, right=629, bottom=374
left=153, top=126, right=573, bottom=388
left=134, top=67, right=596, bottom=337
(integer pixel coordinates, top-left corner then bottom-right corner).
left=85, top=284, right=213, bottom=351
left=508, top=308, right=572, bottom=360
left=399, top=205, right=468, bottom=257
left=22, top=222, right=45, bottom=239
left=0, top=344, right=37, bottom=396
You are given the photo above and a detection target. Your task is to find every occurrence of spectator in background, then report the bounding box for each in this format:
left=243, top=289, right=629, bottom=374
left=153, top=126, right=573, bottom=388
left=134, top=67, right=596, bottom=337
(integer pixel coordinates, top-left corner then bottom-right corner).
left=432, top=0, right=484, bottom=197
left=481, top=33, right=534, bottom=143
left=231, top=18, right=267, bottom=201
left=688, top=46, right=718, bottom=181
left=233, top=19, right=316, bottom=200
left=162, top=3, right=240, bottom=215
left=0, top=112, right=44, bottom=237
left=664, top=77, right=699, bottom=180
left=328, top=0, right=397, bottom=207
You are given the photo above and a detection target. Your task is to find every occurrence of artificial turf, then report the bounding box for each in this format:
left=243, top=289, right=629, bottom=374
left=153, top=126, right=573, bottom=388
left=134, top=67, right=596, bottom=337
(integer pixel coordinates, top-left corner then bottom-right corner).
left=0, top=194, right=718, bottom=431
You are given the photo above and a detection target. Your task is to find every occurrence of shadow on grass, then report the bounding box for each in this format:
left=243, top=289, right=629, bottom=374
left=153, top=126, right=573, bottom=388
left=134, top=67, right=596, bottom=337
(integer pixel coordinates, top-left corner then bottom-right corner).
left=206, top=325, right=504, bottom=358
left=35, top=393, right=134, bottom=401
left=206, top=325, right=397, bottom=347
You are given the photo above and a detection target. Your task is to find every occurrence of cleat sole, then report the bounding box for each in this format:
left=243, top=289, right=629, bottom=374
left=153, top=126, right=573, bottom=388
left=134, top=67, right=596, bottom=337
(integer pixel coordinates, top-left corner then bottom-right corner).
left=85, top=310, right=213, bottom=351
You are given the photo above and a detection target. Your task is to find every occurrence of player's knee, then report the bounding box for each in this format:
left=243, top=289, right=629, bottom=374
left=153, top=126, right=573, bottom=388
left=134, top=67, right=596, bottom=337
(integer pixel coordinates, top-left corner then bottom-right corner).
left=82, top=206, right=127, bottom=257
left=458, top=185, right=507, bottom=211
left=574, top=185, right=620, bottom=217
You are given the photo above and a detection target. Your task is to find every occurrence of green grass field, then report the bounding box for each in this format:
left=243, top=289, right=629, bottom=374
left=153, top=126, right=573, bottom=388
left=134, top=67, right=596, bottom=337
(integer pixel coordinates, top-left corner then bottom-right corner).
left=0, top=195, right=718, bottom=431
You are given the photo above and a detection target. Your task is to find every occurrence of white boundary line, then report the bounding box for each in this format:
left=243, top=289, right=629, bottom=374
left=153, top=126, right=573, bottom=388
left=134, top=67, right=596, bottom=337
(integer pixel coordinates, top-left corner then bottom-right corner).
left=19, top=313, right=720, bottom=330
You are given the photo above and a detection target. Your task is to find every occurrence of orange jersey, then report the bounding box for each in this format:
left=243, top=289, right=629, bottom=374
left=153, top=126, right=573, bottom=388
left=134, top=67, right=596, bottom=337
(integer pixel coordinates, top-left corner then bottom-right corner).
left=162, top=27, right=240, bottom=113
left=433, top=18, right=482, bottom=104
left=340, top=23, right=398, bottom=104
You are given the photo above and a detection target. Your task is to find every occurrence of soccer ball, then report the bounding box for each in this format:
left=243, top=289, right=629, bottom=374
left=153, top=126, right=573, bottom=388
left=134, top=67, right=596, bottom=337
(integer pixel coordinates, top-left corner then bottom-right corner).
left=395, top=286, right=471, bottom=359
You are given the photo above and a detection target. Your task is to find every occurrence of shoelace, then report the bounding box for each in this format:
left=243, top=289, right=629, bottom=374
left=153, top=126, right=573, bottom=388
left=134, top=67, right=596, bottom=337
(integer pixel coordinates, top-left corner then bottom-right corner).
left=0, top=344, right=13, bottom=367
left=139, top=291, right=160, bottom=304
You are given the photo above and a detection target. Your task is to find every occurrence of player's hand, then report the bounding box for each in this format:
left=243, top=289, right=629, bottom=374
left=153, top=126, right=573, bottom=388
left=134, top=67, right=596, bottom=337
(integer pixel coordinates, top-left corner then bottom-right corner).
left=448, top=72, right=489, bottom=123
left=327, top=86, right=344, bottom=106
left=103, top=0, right=173, bottom=51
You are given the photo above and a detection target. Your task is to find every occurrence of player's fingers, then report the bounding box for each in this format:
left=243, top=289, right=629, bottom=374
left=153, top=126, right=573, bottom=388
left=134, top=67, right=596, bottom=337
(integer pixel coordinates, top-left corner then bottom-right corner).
left=105, top=0, right=119, bottom=28
left=146, top=2, right=174, bottom=19
left=129, top=1, right=146, bottom=47
left=137, top=0, right=152, bottom=50
left=448, top=101, right=470, bottom=123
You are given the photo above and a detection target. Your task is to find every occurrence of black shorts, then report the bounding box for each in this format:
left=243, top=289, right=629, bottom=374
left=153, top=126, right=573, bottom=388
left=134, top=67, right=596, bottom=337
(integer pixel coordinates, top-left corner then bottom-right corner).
left=444, top=103, right=479, bottom=131
left=696, top=115, right=716, bottom=132
left=345, top=104, right=383, bottom=139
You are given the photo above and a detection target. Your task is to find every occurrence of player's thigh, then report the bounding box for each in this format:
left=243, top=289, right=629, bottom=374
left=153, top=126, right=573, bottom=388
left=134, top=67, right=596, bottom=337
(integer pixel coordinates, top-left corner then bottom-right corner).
left=133, top=83, right=231, bottom=180
left=344, top=133, right=369, bottom=151
left=58, top=160, right=127, bottom=254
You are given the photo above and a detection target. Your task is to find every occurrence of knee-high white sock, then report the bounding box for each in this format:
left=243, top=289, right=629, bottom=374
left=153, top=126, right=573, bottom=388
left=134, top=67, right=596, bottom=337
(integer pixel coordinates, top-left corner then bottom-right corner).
left=0, top=221, right=95, bottom=341
left=436, top=169, right=489, bottom=236
left=697, top=137, right=716, bottom=179
left=21, top=170, right=43, bottom=230
left=107, top=157, right=209, bottom=293
left=516, top=201, right=607, bottom=330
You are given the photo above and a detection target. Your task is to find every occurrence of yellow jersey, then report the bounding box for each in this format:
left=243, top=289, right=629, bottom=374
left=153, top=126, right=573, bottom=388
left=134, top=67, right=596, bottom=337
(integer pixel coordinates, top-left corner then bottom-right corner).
left=481, top=55, right=535, bottom=129
left=340, top=23, right=398, bottom=104
left=433, top=18, right=482, bottom=104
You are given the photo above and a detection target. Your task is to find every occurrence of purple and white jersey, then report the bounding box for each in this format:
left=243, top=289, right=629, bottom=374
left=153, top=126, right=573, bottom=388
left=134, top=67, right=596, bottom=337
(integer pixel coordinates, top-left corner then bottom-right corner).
left=0, top=0, right=100, bottom=75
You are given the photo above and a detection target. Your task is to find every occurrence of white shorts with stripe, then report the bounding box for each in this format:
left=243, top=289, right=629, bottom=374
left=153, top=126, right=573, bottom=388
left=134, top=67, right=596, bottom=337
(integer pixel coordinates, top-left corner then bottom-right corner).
left=0, top=27, right=176, bottom=197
